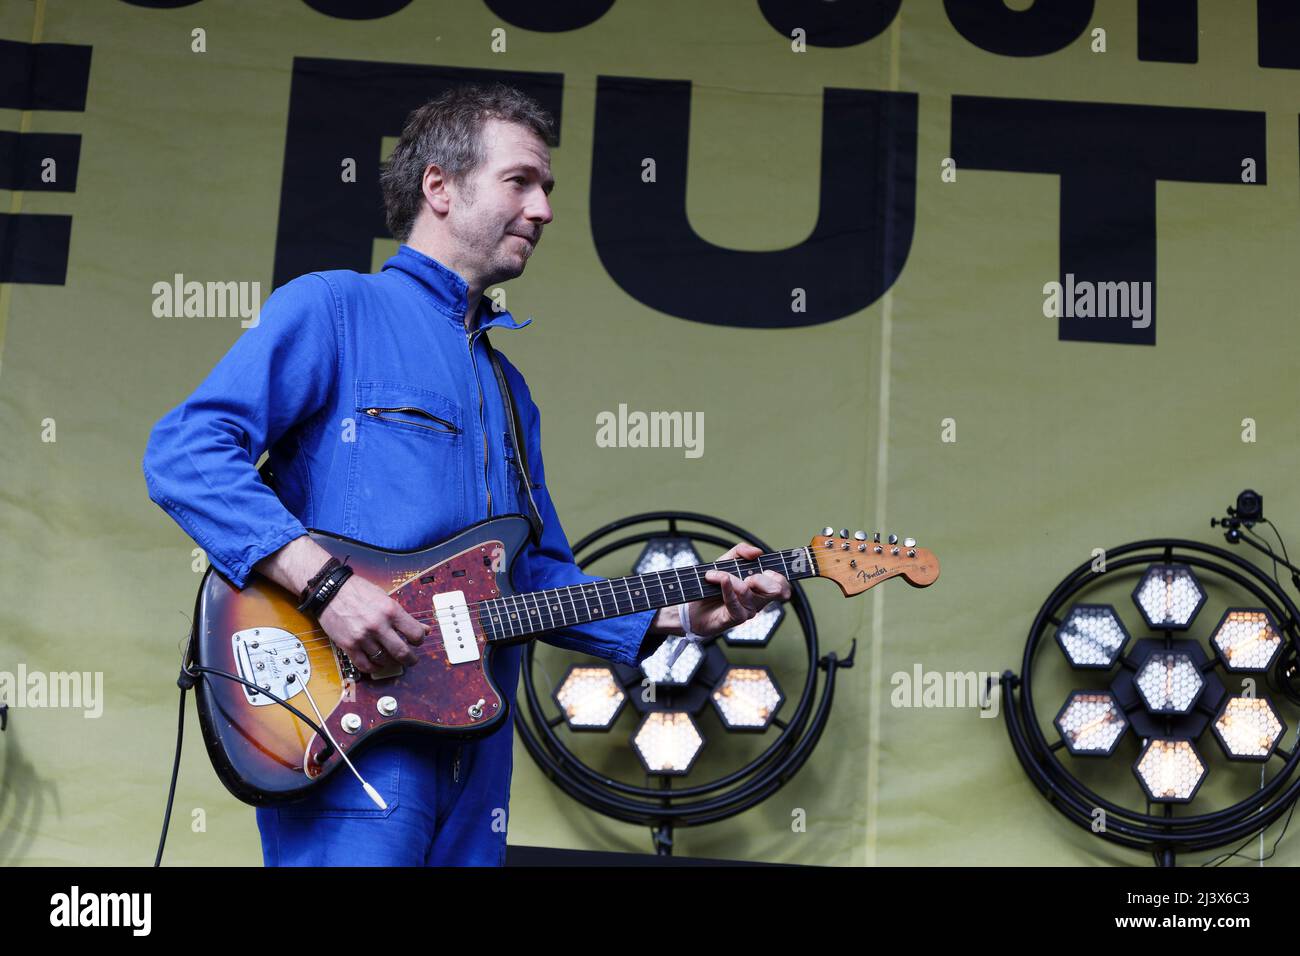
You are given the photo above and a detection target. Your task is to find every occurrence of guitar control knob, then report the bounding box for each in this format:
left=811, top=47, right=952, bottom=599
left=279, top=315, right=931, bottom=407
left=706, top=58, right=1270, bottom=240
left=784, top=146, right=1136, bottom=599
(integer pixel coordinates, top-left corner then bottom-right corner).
left=377, top=696, right=398, bottom=716
left=854, top=531, right=867, bottom=540
left=341, top=713, right=362, bottom=734
left=904, top=537, right=916, bottom=548
left=468, top=698, right=486, bottom=720
left=294, top=651, right=307, bottom=664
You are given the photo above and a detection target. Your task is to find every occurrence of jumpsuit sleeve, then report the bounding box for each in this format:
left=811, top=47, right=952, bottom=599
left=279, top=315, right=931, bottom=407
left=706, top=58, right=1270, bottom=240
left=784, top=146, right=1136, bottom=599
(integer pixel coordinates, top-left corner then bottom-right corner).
left=141, top=273, right=340, bottom=590
left=505, top=370, right=658, bottom=668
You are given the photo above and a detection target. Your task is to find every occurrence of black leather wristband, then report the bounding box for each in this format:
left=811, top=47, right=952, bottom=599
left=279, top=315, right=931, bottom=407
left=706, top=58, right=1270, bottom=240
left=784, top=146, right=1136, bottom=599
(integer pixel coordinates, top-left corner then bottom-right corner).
left=297, top=561, right=352, bottom=617
left=299, top=556, right=341, bottom=605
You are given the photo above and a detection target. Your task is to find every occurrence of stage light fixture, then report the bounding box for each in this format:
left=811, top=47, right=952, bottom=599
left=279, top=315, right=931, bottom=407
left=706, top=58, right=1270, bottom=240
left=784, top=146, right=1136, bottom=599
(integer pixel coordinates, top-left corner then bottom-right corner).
left=1054, top=690, right=1127, bottom=756
left=1133, top=738, right=1206, bottom=804
left=1055, top=604, right=1130, bottom=669
left=517, top=512, right=852, bottom=855
left=711, top=666, right=784, bottom=730
left=1132, top=563, right=1206, bottom=631
left=1134, top=651, right=1204, bottom=715
left=1002, top=534, right=1300, bottom=864
left=1211, top=609, right=1283, bottom=672
left=554, top=665, right=627, bottom=731
left=1212, top=696, right=1285, bottom=761
left=631, top=711, right=704, bottom=776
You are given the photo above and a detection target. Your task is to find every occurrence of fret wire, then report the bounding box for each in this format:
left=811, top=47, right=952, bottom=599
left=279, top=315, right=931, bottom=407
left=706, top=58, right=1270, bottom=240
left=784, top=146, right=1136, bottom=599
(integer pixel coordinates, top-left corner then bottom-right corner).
left=482, top=550, right=816, bottom=644
left=562, top=583, right=583, bottom=626
left=541, top=587, right=560, bottom=631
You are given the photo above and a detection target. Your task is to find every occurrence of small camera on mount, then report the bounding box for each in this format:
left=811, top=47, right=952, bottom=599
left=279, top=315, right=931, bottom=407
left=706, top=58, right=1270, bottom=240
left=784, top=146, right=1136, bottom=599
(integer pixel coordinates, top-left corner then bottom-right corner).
left=1235, top=489, right=1263, bottom=524
left=1211, top=489, right=1263, bottom=542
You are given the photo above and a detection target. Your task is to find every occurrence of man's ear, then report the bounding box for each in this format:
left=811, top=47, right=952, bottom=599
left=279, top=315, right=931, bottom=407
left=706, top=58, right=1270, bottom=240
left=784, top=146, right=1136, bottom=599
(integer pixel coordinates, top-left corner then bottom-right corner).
left=421, top=163, right=452, bottom=216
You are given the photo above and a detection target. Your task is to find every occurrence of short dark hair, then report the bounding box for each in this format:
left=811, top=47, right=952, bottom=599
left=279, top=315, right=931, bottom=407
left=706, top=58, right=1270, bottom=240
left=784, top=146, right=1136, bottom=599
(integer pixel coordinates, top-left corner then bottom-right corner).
left=379, top=83, right=557, bottom=242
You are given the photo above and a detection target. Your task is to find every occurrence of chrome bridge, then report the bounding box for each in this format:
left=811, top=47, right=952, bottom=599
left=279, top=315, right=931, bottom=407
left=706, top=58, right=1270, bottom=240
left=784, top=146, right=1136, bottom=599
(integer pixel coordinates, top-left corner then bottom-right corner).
left=232, top=628, right=311, bottom=707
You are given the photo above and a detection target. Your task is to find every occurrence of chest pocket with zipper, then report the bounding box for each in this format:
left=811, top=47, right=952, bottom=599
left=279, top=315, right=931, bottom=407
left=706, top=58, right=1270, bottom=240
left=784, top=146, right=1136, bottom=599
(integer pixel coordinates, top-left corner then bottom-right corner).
left=347, top=381, right=467, bottom=538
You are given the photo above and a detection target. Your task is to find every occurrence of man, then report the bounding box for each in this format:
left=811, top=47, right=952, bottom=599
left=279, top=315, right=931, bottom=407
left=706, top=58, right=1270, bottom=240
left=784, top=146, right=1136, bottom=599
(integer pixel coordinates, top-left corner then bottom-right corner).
left=142, top=83, right=790, bottom=866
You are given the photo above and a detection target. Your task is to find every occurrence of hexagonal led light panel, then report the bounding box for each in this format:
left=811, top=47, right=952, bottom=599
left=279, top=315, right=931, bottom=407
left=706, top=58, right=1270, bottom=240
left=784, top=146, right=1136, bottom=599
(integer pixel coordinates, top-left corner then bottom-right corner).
left=1055, top=604, right=1131, bottom=669
left=1054, top=691, right=1128, bottom=756
left=634, top=537, right=702, bottom=575
left=1134, top=651, right=1204, bottom=714
left=1132, top=563, right=1206, bottom=631
left=641, top=636, right=704, bottom=686
left=723, top=601, right=785, bottom=647
left=1211, top=608, right=1284, bottom=673
left=1133, top=738, right=1207, bottom=803
left=553, top=665, right=627, bottom=731
left=1212, top=696, right=1286, bottom=761
left=631, top=711, right=704, bottom=776
left=711, top=666, right=784, bottom=730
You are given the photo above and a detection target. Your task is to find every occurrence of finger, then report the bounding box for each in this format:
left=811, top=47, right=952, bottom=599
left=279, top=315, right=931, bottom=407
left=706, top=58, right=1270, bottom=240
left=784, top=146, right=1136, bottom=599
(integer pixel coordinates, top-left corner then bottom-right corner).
left=351, top=638, right=384, bottom=674
left=390, top=604, right=428, bottom=645
left=719, top=573, right=752, bottom=622
left=748, top=571, right=789, bottom=601
left=377, top=625, right=421, bottom=665
left=716, top=541, right=761, bottom=562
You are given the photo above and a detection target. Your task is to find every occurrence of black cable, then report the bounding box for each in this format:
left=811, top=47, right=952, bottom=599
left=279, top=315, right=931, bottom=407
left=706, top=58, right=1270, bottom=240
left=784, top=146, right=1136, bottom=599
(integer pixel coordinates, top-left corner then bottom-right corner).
left=1202, top=793, right=1298, bottom=866
left=1262, top=518, right=1300, bottom=598
left=187, top=664, right=327, bottom=738
left=154, top=684, right=187, bottom=867
left=153, top=663, right=331, bottom=866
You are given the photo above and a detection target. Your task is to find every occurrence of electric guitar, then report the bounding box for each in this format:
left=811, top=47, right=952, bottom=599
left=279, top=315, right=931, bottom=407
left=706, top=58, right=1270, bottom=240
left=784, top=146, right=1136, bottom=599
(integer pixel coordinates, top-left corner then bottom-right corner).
left=187, top=514, right=939, bottom=806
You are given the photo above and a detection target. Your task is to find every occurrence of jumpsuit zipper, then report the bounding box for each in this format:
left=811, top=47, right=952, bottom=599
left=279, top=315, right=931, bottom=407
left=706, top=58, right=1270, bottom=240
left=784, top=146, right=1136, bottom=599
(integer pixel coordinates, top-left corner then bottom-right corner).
left=453, top=745, right=462, bottom=783
left=466, top=325, right=492, bottom=516
left=363, top=406, right=459, bottom=433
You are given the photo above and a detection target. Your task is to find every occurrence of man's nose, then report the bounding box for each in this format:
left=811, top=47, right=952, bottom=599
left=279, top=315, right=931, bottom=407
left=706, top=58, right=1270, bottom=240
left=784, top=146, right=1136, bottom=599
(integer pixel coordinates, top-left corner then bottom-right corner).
left=526, top=192, right=553, bottom=226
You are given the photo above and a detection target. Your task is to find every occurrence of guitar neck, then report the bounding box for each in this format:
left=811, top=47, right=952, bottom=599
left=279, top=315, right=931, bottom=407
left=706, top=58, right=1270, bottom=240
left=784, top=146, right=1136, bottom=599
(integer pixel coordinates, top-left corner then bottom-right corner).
left=477, top=547, right=819, bottom=644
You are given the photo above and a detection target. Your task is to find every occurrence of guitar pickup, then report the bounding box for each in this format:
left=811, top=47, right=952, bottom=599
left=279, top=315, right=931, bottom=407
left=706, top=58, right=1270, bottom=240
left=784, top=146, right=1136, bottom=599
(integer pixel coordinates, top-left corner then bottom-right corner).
left=432, top=591, right=481, bottom=665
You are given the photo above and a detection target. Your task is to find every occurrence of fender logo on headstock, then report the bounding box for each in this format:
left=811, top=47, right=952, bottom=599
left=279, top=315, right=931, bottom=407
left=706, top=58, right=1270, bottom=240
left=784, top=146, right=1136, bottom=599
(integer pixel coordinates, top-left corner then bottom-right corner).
left=857, top=565, right=891, bottom=582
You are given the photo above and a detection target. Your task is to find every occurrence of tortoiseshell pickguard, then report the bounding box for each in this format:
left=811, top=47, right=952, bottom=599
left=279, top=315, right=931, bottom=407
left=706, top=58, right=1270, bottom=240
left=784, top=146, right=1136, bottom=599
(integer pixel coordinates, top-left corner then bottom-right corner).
left=302, top=539, right=508, bottom=777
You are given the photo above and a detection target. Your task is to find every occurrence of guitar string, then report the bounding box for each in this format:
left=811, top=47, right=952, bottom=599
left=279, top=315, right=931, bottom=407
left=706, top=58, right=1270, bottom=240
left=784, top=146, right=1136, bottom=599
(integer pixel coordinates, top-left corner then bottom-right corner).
left=247, top=552, right=810, bottom=653
left=238, top=551, right=823, bottom=652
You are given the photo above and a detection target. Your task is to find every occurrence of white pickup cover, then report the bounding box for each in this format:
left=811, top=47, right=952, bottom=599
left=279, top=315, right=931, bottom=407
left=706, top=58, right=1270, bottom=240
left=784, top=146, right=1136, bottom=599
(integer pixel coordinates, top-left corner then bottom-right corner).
left=433, top=590, right=481, bottom=665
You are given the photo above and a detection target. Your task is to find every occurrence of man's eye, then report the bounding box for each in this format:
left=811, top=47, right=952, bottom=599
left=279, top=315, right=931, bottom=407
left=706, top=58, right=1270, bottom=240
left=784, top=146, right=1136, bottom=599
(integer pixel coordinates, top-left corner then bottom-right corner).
left=510, top=176, right=527, bottom=185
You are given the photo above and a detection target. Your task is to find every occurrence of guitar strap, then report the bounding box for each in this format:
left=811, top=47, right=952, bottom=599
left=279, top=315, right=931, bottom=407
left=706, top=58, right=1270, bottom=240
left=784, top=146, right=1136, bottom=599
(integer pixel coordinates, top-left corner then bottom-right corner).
left=483, top=332, right=545, bottom=547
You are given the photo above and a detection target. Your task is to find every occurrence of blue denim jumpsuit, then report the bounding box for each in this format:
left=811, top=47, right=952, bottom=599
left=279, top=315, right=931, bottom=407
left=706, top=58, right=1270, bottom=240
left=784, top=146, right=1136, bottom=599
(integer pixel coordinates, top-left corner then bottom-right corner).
left=142, top=245, right=656, bottom=865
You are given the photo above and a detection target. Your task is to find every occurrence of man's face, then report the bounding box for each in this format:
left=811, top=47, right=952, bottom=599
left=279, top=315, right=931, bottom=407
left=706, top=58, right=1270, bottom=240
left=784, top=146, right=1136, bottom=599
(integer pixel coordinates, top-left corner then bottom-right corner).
left=444, top=118, right=554, bottom=290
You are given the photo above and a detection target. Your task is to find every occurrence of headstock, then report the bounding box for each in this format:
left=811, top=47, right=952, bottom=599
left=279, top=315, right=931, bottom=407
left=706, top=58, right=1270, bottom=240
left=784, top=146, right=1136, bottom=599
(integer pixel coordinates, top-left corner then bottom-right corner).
left=809, top=527, right=940, bottom=596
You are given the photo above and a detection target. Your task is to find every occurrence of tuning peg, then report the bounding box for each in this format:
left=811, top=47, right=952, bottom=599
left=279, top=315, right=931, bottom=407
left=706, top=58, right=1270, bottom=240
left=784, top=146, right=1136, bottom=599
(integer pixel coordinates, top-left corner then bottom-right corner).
left=873, top=532, right=881, bottom=542
left=822, top=527, right=834, bottom=536
left=839, top=528, right=849, bottom=538
left=887, top=533, right=898, bottom=545
left=853, top=531, right=867, bottom=541
left=904, top=537, right=916, bottom=548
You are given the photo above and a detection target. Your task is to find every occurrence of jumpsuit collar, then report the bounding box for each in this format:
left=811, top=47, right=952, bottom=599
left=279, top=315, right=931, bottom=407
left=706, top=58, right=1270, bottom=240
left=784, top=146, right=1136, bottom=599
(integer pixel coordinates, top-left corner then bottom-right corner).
left=382, top=243, right=533, bottom=334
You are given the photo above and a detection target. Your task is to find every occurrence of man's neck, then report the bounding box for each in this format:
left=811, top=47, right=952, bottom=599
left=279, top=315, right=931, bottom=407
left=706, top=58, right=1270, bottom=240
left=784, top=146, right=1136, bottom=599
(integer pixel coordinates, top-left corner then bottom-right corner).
left=401, top=234, right=483, bottom=328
